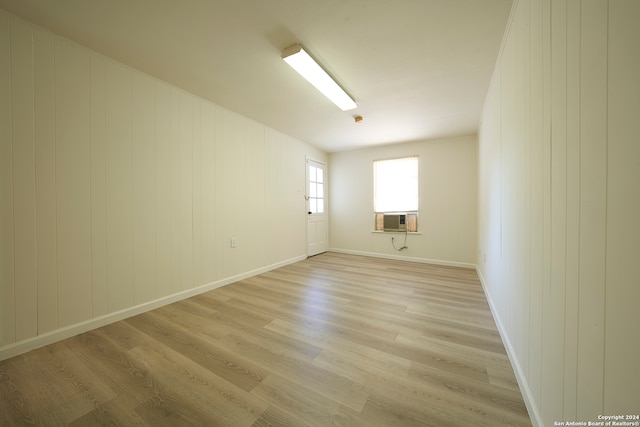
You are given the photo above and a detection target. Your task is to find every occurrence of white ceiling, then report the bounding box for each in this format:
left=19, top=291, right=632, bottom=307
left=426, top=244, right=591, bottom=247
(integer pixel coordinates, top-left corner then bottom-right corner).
left=0, top=0, right=513, bottom=152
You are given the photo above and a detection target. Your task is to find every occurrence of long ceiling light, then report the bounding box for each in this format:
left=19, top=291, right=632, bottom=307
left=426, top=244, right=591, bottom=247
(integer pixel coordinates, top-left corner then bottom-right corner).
left=282, top=44, right=357, bottom=111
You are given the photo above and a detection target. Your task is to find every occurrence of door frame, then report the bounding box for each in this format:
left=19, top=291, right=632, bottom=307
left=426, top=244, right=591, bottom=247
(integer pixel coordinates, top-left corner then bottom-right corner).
left=305, top=157, right=328, bottom=256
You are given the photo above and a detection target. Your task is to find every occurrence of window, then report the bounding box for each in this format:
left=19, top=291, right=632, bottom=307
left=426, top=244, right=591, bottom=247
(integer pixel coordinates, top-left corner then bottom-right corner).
left=373, top=156, right=418, bottom=232
left=374, top=156, right=418, bottom=212
left=308, top=163, right=324, bottom=214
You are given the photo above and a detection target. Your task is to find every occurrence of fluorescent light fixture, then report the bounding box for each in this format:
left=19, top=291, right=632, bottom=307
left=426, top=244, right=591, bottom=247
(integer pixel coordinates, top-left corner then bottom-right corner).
left=282, top=44, right=357, bottom=111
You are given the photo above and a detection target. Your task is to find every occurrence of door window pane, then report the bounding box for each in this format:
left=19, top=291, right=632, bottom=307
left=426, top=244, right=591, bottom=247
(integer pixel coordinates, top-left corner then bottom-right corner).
left=308, top=162, right=325, bottom=214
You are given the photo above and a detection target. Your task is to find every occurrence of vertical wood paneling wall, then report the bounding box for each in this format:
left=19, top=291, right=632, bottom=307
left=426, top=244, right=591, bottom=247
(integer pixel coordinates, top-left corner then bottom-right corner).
left=478, top=1, right=640, bottom=425
left=0, top=10, right=325, bottom=356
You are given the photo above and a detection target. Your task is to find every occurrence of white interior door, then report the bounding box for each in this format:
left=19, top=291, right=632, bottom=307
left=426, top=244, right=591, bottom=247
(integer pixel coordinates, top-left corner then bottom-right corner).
left=306, top=159, right=328, bottom=256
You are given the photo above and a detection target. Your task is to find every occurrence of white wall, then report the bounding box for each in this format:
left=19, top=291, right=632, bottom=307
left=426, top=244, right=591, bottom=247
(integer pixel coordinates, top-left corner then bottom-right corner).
left=330, top=136, right=477, bottom=266
left=0, top=10, right=326, bottom=358
left=478, top=1, right=640, bottom=426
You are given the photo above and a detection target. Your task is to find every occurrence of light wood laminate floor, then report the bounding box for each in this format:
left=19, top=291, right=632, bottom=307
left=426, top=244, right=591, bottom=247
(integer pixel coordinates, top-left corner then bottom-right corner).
left=0, top=252, right=531, bottom=426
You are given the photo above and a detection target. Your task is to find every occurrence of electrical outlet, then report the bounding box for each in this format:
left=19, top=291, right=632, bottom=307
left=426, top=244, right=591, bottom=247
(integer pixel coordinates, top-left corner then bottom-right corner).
left=231, top=237, right=237, bottom=248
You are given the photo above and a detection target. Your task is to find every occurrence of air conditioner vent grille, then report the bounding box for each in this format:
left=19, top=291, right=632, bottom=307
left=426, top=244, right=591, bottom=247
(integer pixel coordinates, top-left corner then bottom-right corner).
left=383, top=214, right=406, bottom=232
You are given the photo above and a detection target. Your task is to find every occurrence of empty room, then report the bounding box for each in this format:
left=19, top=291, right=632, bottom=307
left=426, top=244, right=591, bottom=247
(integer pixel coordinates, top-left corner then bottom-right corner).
left=1, top=1, right=638, bottom=426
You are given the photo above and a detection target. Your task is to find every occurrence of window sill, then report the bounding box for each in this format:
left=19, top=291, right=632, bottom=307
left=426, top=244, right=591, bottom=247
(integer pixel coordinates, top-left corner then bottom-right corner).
left=371, top=230, right=422, bottom=235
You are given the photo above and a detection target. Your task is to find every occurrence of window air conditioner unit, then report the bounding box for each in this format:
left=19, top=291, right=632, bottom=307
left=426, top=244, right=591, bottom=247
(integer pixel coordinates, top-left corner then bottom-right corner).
left=383, top=214, right=406, bottom=232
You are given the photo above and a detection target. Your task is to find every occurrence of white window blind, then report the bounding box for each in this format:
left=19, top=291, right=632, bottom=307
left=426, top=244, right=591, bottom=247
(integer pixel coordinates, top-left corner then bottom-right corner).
left=373, top=156, right=418, bottom=212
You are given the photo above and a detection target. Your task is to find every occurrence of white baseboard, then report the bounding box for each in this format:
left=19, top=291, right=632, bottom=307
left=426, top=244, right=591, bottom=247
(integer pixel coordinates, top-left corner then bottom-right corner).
left=0, top=255, right=306, bottom=362
left=328, top=247, right=477, bottom=269
left=475, top=267, right=543, bottom=427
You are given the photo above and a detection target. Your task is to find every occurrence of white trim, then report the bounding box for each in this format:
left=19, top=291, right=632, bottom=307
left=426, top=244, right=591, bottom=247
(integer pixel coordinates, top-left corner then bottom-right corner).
left=0, top=255, right=306, bottom=362
left=306, top=157, right=329, bottom=256
left=328, top=248, right=476, bottom=269
left=371, top=231, right=422, bottom=235
left=475, top=266, right=542, bottom=427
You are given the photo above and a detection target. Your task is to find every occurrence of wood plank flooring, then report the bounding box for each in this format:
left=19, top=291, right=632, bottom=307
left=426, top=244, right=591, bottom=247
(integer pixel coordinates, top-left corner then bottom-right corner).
left=0, top=252, right=531, bottom=426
